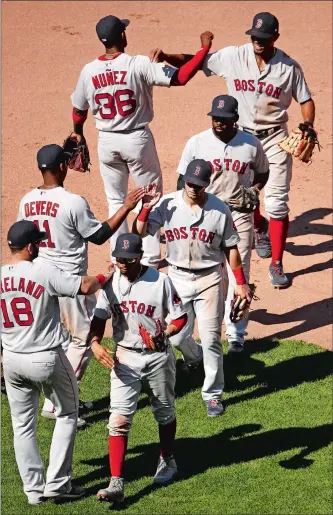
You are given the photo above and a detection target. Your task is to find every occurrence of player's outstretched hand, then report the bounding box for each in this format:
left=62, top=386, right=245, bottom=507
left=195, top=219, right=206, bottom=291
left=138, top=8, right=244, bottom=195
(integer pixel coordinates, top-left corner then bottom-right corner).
left=150, top=48, right=166, bottom=63
left=124, top=187, right=145, bottom=210
left=142, top=182, right=161, bottom=209
left=200, top=31, right=214, bottom=49
left=92, top=341, right=114, bottom=369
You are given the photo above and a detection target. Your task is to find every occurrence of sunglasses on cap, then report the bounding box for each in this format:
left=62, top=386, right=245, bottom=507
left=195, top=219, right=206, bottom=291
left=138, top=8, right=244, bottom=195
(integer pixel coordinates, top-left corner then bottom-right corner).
left=116, top=257, right=137, bottom=264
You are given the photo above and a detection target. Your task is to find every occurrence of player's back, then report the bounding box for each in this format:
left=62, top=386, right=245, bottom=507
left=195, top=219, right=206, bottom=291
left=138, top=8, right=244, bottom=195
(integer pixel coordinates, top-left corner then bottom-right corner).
left=72, top=53, right=174, bottom=131
left=1, top=261, right=78, bottom=353
left=17, top=187, right=101, bottom=275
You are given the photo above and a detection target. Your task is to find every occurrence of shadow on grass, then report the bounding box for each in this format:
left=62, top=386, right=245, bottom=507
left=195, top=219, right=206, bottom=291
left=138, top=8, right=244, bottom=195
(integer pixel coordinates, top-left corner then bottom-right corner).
left=79, top=422, right=333, bottom=507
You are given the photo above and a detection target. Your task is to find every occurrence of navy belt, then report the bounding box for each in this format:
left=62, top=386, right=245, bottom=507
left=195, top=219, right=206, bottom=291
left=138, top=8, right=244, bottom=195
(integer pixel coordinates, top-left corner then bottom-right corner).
left=242, top=125, right=281, bottom=140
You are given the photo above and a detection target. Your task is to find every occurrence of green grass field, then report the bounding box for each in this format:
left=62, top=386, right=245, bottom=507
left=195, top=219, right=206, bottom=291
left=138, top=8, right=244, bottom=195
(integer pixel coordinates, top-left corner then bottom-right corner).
left=1, top=339, right=332, bottom=515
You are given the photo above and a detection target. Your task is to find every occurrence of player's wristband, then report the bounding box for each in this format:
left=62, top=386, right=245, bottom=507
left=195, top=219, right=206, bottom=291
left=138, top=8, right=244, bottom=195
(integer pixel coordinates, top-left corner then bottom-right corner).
left=232, top=267, right=246, bottom=285
left=96, top=274, right=106, bottom=287
left=72, top=108, right=87, bottom=125
left=138, top=206, right=151, bottom=222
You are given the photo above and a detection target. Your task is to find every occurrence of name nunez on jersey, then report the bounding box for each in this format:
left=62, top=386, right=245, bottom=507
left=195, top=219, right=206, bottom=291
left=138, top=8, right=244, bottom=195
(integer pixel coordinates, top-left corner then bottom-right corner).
left=1, top=276, right=44, bottom=299
left=92, top=71, right=128, bottom=89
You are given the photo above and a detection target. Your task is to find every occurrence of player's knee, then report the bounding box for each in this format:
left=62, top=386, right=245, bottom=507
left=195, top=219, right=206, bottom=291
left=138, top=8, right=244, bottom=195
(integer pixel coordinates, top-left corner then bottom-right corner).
left=108, top=412, right=133, bottom=436
left=153, top=407, right=175, bottom=426
left=264, top=199, right=289, bottom=220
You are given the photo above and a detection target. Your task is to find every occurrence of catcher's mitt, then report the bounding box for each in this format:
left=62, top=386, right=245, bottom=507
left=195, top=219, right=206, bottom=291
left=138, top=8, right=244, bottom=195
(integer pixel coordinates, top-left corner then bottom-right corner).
left=63, top=133, right=91, bottom=173
left=139, top=319, right=169, bottom=352
left=227, top=186, right=260, bottom=214
left=230, top=284, right=257, bottom=323
left=279, top=122, right=320, bottom=163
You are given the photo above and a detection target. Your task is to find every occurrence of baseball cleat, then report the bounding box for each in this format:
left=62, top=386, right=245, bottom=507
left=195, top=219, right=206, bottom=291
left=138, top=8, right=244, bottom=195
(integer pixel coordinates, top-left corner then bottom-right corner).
left=153, top=456, right=177, bottom=484
left=228, top=341, right=245, bottom=354
left=79, top=399, right=94, bottom=410
left=28, top=496, right=47, bottom=505
left=254, top=217, right=272, bottom=258
left=45, top=485, right=85, bottom=501
left=206, top=399, right=224, bottom=417
left=269, top=261, right=290, bottom=289
left=97, top=477, right=124, bottom=503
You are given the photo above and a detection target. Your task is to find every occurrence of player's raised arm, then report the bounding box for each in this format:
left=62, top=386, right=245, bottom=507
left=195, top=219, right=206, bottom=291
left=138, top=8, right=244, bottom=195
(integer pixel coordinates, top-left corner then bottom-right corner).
left=169, top=32, right=214, bottom=86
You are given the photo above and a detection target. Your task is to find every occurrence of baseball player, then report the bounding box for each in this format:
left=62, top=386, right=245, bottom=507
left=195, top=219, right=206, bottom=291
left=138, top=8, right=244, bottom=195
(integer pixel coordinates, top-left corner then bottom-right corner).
left=134, top=159, right=252, bottom=415
left=1, top=220, right=111, bottom=504
left=177, top=95, right=269, bottom=354
left=71, top=14, right=214, bottom=268
left=87, top=233, right=187, bottom=503
left=150, top=11, right=315, bottom=288
left=17, top=144, right=144, bottom=425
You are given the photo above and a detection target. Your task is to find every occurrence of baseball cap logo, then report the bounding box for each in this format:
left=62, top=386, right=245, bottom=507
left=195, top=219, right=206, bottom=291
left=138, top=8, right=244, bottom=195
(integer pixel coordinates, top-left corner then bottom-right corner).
left=255, top=18, right=263, bottom=28
left=218, top=100, right=225, bottom=109
left=122, top=239, right=130, bottom=250
left=194, top=166, right=201, bottom=176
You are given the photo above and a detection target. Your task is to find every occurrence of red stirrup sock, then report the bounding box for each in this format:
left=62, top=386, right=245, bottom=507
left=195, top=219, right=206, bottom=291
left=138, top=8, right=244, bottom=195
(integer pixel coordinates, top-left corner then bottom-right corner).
left=109, top=435, right=128, bottom=478
left=269, top=216, right=289, bottom=264
left=159, top=419, right=176, bottom=458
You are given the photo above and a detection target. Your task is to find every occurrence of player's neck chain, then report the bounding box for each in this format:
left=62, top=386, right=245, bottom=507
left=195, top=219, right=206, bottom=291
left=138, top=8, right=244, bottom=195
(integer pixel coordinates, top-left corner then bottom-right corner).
left=103, top=51, right=123, bottom=59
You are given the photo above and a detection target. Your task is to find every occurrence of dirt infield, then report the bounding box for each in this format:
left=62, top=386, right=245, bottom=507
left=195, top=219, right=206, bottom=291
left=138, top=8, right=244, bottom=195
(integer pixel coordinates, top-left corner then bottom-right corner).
left=2, top=1, right=332, bottom=350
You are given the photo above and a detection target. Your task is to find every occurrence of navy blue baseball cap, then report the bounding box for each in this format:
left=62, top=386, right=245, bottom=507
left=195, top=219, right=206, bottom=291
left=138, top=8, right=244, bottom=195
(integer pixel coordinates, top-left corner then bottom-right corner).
left=246, top=12, right=279, bottom=38
left=208, top=95, right=239, bottom=118
left=96, top=15, right=130, bottom=45
left=37, top=144, right=67, bottom=171
left=183, top=159, right=212, bottom=188
left=112, top=233, right=143, bottom=259
left=7, top=220, right=47, bottom=248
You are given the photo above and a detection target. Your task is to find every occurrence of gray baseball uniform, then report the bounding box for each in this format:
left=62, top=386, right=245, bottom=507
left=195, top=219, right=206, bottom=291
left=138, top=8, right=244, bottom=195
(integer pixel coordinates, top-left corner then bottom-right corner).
left=94, top=266, right=185, bottom=434
left=17, top=186, right=102, bottom=415
left=17, top=187, right=101, bottom=381
left=72, top=53, right=176, bottom=266
left=145, top=190, right=239, bottom=401
left=203, top=43, right=311, bottom=218
left=1, top=260, right=81, bottom=504
left=177, top=128, right=269, bottom=343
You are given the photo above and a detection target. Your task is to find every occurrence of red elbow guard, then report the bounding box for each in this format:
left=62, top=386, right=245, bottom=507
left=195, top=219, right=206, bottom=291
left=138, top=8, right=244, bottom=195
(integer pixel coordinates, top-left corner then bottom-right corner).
left=170, top=313, right=188, bottom=331
left=72, top=108, right=87, bottom=125
left=176, top=45, right=210, bottom=86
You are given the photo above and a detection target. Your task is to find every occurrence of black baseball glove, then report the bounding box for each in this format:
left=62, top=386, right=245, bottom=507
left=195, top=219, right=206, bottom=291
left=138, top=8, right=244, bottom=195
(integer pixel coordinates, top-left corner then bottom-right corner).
left=227, top=186, right=260, bottom=213
left=63, top=132, right=91, bottom=173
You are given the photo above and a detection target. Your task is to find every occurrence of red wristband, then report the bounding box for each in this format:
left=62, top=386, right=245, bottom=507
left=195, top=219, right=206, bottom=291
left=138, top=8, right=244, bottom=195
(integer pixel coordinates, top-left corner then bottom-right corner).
left=96, top=274, right=106, bottom=287
left=170, top=313, right=188, bottom=332
left=233, top=267, right=246, bottom=285
left=138, top=206, right=151, bottom=222
left=72, top=108, right=87, bottom=125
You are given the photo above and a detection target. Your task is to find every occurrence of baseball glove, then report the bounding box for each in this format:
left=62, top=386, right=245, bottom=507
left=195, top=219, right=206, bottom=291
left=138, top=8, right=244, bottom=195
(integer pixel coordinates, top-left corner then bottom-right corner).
left=230, top=284, right=257, bottom=323
left=227, top=186, right=260, bottom=213
left=139, top=319, right=169, bottom=352
left=279, top=122, right=320, bottom=163
left=63, top=133, right=91, bottom=173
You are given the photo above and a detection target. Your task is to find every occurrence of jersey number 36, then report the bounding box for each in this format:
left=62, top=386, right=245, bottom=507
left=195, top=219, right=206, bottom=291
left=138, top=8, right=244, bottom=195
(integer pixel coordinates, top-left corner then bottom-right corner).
left=95, top=89, right=136, bottom=119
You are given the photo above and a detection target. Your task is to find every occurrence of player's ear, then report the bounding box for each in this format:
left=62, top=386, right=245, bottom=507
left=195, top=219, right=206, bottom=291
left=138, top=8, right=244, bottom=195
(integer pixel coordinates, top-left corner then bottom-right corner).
left=274, top=34, right=279, bottom=42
